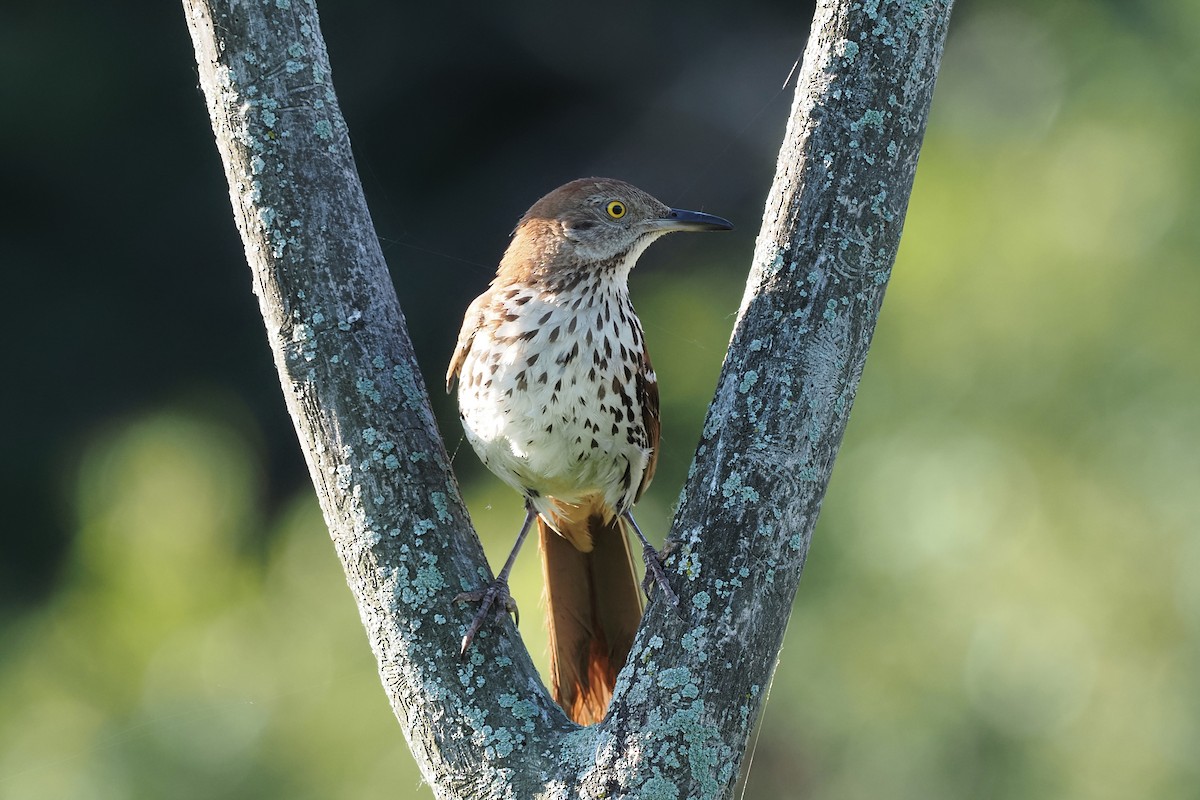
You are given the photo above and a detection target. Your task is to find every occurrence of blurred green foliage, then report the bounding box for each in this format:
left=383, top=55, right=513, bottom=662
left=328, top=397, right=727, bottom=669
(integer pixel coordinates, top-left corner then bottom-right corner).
left=0, top=414, right=419, bottom=797
left=3, top=1, right=1199, bottom=798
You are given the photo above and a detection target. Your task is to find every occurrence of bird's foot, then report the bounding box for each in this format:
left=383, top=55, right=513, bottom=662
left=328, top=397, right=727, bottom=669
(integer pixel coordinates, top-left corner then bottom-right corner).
left=640, top=543, right=680, bottom=610
left=454, top=580, right=519, bottom=657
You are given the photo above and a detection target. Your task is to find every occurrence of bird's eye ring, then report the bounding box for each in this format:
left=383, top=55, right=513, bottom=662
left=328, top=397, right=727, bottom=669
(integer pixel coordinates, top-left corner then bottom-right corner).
left=606, top=200, right=627, bottom=219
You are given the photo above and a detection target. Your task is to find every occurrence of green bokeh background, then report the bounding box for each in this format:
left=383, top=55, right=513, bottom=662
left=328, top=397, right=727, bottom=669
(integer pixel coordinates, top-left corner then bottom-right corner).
left=3, top=1, right=1198, bottom=798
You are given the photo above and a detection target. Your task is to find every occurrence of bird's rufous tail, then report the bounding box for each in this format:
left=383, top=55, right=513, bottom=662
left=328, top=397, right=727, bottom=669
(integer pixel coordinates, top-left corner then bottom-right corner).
left=539, top=514, right=642, bottom=725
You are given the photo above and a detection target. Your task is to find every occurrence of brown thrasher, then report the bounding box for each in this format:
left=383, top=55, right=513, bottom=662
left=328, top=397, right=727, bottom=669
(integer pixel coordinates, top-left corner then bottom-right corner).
left=447, top=177, right=732, bottom=725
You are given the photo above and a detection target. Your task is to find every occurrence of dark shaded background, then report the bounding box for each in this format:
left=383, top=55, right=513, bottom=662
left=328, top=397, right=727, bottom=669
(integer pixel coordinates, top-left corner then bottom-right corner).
left=0, top=0, right=797, bottom=607
left=3, top=1, right=1199, bottom=798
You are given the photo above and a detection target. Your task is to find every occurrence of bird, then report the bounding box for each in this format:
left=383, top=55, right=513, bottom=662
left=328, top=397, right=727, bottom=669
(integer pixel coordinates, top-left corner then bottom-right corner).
left=446, top=177, right=732, bottom=725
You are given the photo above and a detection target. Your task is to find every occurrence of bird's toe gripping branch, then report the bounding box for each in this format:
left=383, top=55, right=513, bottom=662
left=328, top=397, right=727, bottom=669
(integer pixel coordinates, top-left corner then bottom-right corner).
left=625, top=511, right=680, bottom=610
left=454, top=503, right=536, bottom=657
left=454, top=581, right=520, bottom=657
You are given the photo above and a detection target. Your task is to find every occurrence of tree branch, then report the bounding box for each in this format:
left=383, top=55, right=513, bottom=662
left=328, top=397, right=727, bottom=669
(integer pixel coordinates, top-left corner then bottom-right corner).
left=600, top=2, right=955, bottom=795
left=181, top=1, right=570, bottom=794
left=183, top=0, right=952, bottom=797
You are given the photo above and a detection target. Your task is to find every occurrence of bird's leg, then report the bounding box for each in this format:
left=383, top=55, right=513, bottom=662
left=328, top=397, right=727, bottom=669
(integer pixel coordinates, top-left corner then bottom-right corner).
left=454, top=502, right=535, bottom=657
left=623, top=511, right=680, bottom=609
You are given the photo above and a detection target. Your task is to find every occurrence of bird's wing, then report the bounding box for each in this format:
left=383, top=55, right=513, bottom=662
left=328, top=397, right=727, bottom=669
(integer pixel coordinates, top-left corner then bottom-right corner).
left=446, top=291, right=489, bottom=392
left=634, top=345, right=660, bottom=501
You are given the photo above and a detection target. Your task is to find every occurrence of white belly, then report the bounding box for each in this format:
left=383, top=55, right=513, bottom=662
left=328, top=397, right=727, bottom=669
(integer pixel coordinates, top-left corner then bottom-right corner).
left=456, top=281, right=650, bottom=515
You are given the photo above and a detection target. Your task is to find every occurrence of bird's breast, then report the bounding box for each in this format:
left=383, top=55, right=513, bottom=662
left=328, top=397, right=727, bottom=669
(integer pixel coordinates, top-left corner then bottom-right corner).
left=456, top=277, right=651, bottom=503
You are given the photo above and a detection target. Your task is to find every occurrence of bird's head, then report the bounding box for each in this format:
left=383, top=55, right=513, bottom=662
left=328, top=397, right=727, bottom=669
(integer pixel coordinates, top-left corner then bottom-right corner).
left=497, top=177, right=732, bottom=284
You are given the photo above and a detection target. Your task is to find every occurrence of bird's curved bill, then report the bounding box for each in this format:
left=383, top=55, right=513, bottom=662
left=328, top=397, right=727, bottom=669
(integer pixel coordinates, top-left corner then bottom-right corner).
left=650, top=208, right=734, bottom=232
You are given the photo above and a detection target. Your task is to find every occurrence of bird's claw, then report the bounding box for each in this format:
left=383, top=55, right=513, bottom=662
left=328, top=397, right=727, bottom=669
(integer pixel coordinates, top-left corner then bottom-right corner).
left=454, top=580, right=519, bottom=657
left=640, top=543, right=680, bottom=610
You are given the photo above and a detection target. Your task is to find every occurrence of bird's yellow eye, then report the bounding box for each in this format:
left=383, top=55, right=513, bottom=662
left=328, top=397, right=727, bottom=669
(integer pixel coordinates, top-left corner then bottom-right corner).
left=606, top=200, right=627, bottom=219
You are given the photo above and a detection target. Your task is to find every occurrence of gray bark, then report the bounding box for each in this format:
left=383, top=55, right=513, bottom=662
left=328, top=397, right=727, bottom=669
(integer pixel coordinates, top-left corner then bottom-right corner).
left=183, top=0, right=952, bottom=797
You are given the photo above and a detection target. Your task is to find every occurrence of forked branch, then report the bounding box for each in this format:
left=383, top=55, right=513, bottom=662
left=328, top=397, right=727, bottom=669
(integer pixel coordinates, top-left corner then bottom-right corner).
left=183, top=0, right=952, bottom=796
